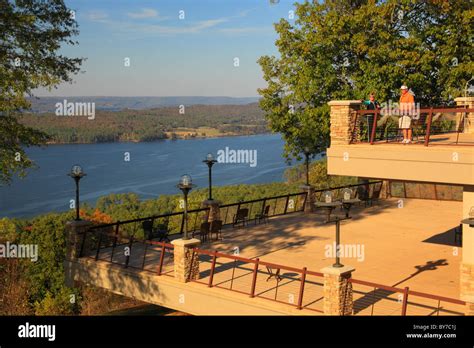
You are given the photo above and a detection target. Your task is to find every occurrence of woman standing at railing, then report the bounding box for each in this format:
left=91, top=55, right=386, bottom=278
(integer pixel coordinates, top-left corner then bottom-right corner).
left=360, top=93, right=381, bottom=142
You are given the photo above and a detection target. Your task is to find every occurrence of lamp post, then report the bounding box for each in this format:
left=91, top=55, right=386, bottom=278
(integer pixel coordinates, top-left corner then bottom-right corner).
left=303, top=147, right=311, bottom=186
left=177, top=174, right=196, bottom=240
left=326, top=216, right=351, bottom=268
left=333, top=217, right=343, bottom=268
left=67, top=164, right=86, bottom=221
left=203, top=153, right=217, bottom=201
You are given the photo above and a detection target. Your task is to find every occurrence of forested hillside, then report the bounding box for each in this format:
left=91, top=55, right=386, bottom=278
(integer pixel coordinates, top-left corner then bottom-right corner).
left=19, top=103, right=268, bottom=143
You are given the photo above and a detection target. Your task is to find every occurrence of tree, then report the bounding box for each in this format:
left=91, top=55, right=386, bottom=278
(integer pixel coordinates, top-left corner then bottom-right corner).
left=0, top=0, right=83, bottom=184
left=258, top=0, right=473, bottom=162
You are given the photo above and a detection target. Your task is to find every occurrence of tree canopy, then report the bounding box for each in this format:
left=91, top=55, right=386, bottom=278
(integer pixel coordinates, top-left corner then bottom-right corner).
left=0, top=0, right=83, bottom=184
left=258, top=0, right=473, bottom=162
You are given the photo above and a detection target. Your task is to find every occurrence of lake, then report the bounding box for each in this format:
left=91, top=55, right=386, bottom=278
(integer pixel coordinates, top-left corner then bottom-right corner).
left=0, top=134, right=297, bottom=218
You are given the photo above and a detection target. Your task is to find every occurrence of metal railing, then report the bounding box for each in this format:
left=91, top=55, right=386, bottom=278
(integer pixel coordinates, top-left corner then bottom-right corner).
left=311, top=181, right=382, bottom=202
left=79, top=229, right=175, bottom=277
left=189, top=248, right=325, bottom=312
left=350, top=278, right=466, bottom=316
left=78, top=209, right=466, bottom=316
left=84, top=182, right=383, bottom=241
left=219, top=192, right=307, bottom=226
left=352, top=106, right=474, bottom=146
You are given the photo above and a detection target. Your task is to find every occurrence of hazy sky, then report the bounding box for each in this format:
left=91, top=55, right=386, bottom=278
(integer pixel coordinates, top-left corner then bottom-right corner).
left=35, top=0, right=297, bottom=98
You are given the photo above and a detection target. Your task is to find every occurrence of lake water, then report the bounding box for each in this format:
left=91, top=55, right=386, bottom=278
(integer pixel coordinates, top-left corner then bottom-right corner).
left=0, top=134, right=296, bottom=218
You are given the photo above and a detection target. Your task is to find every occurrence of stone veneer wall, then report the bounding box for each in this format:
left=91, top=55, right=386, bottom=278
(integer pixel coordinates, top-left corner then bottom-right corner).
left=323, top=272, right=354, bottom=315
left=461, top=263, right=474, bottom=315
left=328, top=100, right=362, bottom=145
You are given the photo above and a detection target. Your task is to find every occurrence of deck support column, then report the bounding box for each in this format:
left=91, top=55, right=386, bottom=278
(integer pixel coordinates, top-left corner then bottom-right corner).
left=321, top=265, right=355, bottom=316
left=454, top=97, right=474, bottom=134
left=328, top=100, right=362, bottom=145
left=461, top=185, right=474, bottom=315
left=172, top=238, right=201, bottom=283
left=64, top=220, right=93, bottom=287
left=201, top=199, right=221, bottom=223
left=301, top=185, right=315, bottom=213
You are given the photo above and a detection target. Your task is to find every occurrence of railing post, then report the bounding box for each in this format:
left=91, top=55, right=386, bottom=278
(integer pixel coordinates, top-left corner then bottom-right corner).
left=424, top=108, right=433, bottom=146
left=141, top=242, right=148, bottom=270
left=208, top=251, right=218, bottom=287
left=250, top=258, right=260, bottom=298
left=284, top=195, right=290, bottom=215
left=110, top=222, right=120, bottom=262
left=157, top=243, right=166, bottom=275
left=297, top=267, right=307, bottom=310
left=124, top=236, right=133, bottom=268
left=401, top=286, right=409, bottom=316
left=79, top=229, right=87, bottom=258
left=95, top=233, right=103, bottom=261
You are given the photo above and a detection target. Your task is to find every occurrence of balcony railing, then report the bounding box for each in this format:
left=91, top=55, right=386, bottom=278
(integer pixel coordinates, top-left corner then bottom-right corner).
left=78, top=229, right=466, bottom=315
left=351, top=106, right=474, bottom=146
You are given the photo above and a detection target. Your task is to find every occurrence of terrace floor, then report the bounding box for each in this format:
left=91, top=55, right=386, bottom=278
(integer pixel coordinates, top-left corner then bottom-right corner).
left=92, top=197, right=465, bottom=315
left=206, top=198, right=462, bottom=296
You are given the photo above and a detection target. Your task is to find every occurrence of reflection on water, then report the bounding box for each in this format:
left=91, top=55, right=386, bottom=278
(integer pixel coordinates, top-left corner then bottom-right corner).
left=0, top=134, right=294, bottom=218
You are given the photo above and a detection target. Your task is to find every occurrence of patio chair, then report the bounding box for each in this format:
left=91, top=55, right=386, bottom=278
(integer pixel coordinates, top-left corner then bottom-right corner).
left=194, top=222, right=210, bottom=242
left=233, top=208, right=249, bottom=228
left=255, top=205, right=270, bottom=225
left=142, top=220, right=155, bottom=240
left=367, top=182, right=383, bottom=206
left=210, top=220, right=223, bottom=240
left=356, top=185, right=370, bottom=207
left=266, top=266, right=282, bottom=281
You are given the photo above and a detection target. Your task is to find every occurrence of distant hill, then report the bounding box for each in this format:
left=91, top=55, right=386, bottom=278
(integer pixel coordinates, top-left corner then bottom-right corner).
left=19, top=102, right=268, bottom=143
left=27, top=96, right=261, bottom=113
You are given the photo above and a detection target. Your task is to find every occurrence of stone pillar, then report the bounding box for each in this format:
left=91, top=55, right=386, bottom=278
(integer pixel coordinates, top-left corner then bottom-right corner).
left=171, top=238, right=201, bottom=283
left=321, top=265, right=355, bottom=316
left=64, top=220, right=93, bottom=287
left=301, top=185, right=315, bottom=213
left=454, top=97, right=474, bottom=133
left=65, top=220, right=94, bottom=260
left=328, top=100, right=362, bottom=145
left=201, top=199, right=221, bottom=223
left=461, top=185, right=474, bottom=315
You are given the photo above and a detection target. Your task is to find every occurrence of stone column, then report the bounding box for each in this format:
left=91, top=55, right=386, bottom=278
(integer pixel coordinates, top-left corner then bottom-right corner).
left=321, top=265, right=355, bottom=316
left=201, top=199, right=221, bottom=223
left=300, top=185, right=315, bottom=213
left=171, top=238, right=201, bottom=283
left=65, top=220, right=94, bottom=260
left=461, top=185, right=474, bottom=315
left=328, top=100, right=362, bottom=145
left=64, top=220, right=93, bottom=287
left=454, top=97, right=474, bottom=134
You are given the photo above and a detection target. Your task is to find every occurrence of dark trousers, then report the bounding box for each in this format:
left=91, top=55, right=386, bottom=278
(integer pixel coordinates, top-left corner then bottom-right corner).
left=366, top=115, right=375, bottom=142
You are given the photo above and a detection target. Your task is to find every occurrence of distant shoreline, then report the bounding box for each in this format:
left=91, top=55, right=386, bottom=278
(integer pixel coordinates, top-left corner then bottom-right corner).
left=44, top=131, right=273, bottom=145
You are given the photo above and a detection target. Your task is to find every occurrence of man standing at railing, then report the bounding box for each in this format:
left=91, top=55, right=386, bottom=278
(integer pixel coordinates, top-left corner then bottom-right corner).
left=360, top=93, right=381, bottom=142
left=399, top=85, right=416, bottom=144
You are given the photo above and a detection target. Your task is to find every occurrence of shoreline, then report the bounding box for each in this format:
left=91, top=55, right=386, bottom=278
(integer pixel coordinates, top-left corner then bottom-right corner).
left=44, top=131, right=274, bottom=145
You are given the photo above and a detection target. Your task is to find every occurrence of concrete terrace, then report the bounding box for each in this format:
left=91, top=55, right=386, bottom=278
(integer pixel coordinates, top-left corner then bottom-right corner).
left=79, top=197, right=465, bottom=315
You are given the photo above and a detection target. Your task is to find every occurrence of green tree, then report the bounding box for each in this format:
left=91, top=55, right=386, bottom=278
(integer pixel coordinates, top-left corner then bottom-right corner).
left=258, top=0, right=473, bottom=162
left=0, top=0, right=83, bottom=184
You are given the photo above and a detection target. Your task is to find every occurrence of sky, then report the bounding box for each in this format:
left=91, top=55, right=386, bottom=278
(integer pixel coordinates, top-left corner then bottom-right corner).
left=35, top=0, right=298, bottom=98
